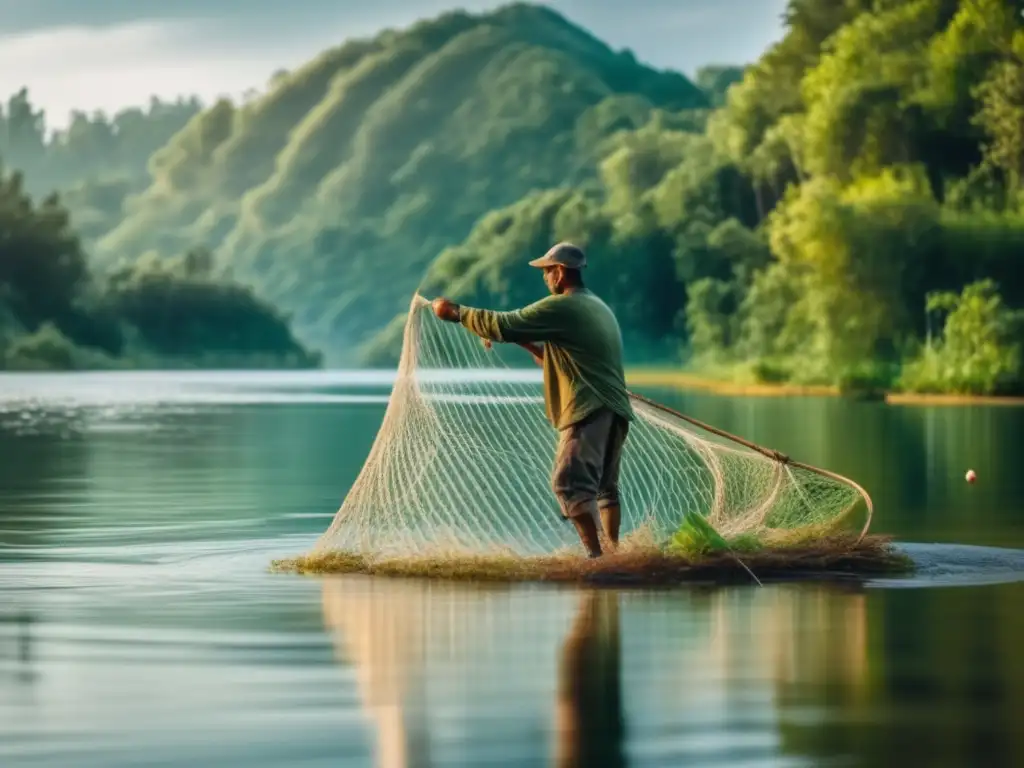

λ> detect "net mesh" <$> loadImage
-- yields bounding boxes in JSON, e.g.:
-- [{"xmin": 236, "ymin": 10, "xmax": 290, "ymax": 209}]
[{"xmin": 313, "ymin": 295, "xmax": 871, "ymax": 559}]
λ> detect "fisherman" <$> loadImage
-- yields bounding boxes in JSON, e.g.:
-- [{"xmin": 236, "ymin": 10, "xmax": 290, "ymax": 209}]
[{"xmin": 431, "ymin": 242, "xmax": 634, "ymax": 558}]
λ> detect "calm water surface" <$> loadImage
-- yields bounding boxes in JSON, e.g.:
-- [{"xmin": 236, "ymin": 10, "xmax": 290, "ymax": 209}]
[{"xmin": 1, "ymin": 371, "xmax": 1022, "ymax": 768}]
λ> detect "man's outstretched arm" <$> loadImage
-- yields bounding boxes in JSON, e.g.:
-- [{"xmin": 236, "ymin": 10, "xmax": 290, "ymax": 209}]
[{"xmin": 431, "ymin": 297, "xmax": 564, "ymax": 346}]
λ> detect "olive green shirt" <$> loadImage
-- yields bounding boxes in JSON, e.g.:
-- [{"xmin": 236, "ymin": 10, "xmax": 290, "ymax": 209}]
[{"xmin": 459, "ymin": 289, "xmax": 634, "ymax": 430}]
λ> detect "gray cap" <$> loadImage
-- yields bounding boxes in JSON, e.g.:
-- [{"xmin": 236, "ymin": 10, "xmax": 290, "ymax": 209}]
[{"xmin": 528, "ymin": 242, "xmax": 587, "ymax": 270}]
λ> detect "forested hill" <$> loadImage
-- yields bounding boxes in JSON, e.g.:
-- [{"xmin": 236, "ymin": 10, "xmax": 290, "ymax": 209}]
[
  {"xmin": 376, "ymin": 0, "xmax": 1024, "ymax": 397},
  {"xmin": 0, "ymin": 94, "xmax": 201, "ymax": 242},
  {"xmin": 2, "ymin": 0, "xmax": 1021, "ymax": 394},
  {"xmin": 64, "ymin": 3, "xmax": 707, "ymax": 360}
]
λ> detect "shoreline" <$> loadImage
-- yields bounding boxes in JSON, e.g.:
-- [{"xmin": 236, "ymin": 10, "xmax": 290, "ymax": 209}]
[
  {"xmin": 626, "ymin": 369, "xmax": 838, "ymax": 398},
  {"xmin": 4, "ymin": 365, "xmax": 1022, "ymax": 407},
  {"xmin": 625, "ymin": 368, "xmax": 1024, "ymax": 407}
]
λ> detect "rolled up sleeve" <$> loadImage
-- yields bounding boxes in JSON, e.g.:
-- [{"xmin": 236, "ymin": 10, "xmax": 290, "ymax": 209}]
[{"xmin": 459, "ymin": 297, "xmax": 566, "ymax": 344}]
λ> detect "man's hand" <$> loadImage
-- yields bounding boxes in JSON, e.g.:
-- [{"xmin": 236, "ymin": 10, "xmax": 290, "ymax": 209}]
[{"xmin": 431, "ymin": 297, "xmax": 460, "ymax": 323}]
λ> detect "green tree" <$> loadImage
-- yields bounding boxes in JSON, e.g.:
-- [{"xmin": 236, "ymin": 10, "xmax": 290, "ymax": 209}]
[
  {"xmin": 900, "ymin": 279, "xmax": 1023, "ymax": 394},
  {"xmin": 685, "ymin": 277, "xmax": 736, "ymax": 360},
  {"xmin": 973, "ymin": 34, "xmax": 1024, "ymax": 193},
  {"xmin": 0, "ymin": 161, "xmax": 318, "ymax": 371},
  {"xmin": 695, "ymin": 65, "xmax": 746, "ymax": 107},
  {"xmin": 0, "ymin": 165, "xmax": 89, "ymax": 331},
  {"xmin": 105, "ymin": 251, "xmax": 319, "ymax": 365}
]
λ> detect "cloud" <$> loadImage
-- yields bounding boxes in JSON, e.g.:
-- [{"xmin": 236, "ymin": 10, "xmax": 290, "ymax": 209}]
[
  {"xmin": 0, "ymin": 2, "xmax": 787, "ymax": 130},
  {"xmin": 0, "ymin": 7, "xmax": 486, "ymax": 129},
  {"xmin": 0, "ymin": 19, "xmax": 316, "ymax": 128}
]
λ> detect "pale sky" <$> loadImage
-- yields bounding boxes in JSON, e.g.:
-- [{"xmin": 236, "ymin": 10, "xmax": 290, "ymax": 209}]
[{"xmin": 0, "ymin": 0, "xmax": 788, "ymax": 129}]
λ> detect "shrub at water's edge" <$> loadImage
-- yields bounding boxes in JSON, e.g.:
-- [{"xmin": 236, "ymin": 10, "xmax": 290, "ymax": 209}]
[
  {"xmin": 897, "ymin": 280, "xmax": 1023, "ymax": 397},
  {"xmin": 0, "ymin": 164, "xmax": 319, "ymax": 371},
  {"xmin": 626, "ymin": 276, "xmax": 1024, "ymax": 402}
]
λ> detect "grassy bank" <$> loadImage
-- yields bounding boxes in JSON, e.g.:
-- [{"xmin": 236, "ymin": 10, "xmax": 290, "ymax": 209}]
[
  {"xmin": 627, "ymin": 368, "xmax": 839, "ymax": 398},
  {"xmin": 626, "ymin": 367, "xmax": 1024, "ymax": 408}
]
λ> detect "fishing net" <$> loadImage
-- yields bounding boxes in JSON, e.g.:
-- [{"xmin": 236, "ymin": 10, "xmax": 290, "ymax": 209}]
[{"xmin": 312, "ymin": 295, "xmax": 873, "ymax": 560}]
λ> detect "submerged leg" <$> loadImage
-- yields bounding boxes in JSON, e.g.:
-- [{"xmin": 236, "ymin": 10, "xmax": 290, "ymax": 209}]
[
  {"xmin": 596, "ymin": 415, "xmax": 629, "ymax": 552},
  {"xmin": 599, "ymin": 504, "xmax": 620, "ymax": 548},
  {"xmin": 571, "ymin": 512, "xmax": 603, "ymax": 558},
  {"xmin": 552, "ymin": 414, "xmax": 606, "ymax": 558}
]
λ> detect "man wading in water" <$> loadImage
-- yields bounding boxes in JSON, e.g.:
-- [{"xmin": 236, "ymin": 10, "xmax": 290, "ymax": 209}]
[{"xmin": 432, "ymin": 242, "xmax": 634, "ymax": 558}]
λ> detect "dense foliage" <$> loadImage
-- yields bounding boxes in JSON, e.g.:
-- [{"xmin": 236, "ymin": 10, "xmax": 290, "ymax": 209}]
[
  {"xmin": 0, "ymin": 93, "xmax": 201, "ymax": 241},
  {"xmin": 4, "ymin": 1, "xmax": 1021, "ymax": 393},
  {"xmin": 0, "ymin": 165, "xmax": 318, "ymax": 371},
  {"xmin": 697, "ymin": 0, "xmax": 1024, "ymax": 395},
  {"xmin": 372, "ymin": 0, "xmax": 1024, "ymax": 395},
  {"xmin": 21, "ymin": 4, "xmax": 708, "ymax": 360}
]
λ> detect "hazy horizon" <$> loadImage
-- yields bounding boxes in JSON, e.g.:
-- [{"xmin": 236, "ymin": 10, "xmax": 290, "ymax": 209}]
[{"xmin": 0, "ymin": 0, "xmax": 787, "ymax": 129}]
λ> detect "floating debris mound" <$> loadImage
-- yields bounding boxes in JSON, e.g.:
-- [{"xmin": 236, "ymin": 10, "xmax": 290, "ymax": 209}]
[{"xmin": 273, "ymin": 519, "xmax": 912, "ymax": 586}]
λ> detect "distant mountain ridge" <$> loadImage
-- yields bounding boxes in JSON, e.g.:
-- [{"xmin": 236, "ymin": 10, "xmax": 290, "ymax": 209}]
[{"xmin": 79, "ymin": 2, "xmax": 708, "ymax": 362}]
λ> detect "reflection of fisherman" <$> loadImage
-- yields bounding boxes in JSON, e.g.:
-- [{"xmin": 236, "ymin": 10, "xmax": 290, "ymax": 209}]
[
  {"xmin": 432, "ymin": 243, "xmax": 634, "ymax": 559},
  {"xmin": 554, "ymin": 590, "xmax": 626, "ymax": 768},
  {"xmin": 0, "ymin": 609, "xmax": 36, "ymax": 686},
  {"xmin": 321, "ymin": 578, "xmax": 628, "ymax": 768},
  {"xmin": 321, "ymin": 578, "xmax": 431, "ymax": 768}
]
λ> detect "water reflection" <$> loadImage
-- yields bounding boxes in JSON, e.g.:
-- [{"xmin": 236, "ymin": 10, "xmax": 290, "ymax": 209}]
[
  {"xmin": 2, "ymin": 373, "xmax": 1021, "ymax": 768},
  {"xmin": 553, "ymin": 590, "xmax": 625, "ymax": 768},
  {"xmin": 0, "ymin": 419, "xmax": 90, "ymax": 550},
  {"xmin": 0, "ymin": 404, "xmax": 382, "ymax": 552},
  {"xmin": 0, "ymin": 609, "xmax": 37, "ymax": 688},
  {"xmin": 321, "ymin": 576, "xmax": 433, "ymax": 767},
  {"xmin": 320, "ymin": 579, "xmax": 864, "ymax": 767},
  {"xmin": 321, "ymin": 579, "xmax": 627, "ymax": 767},
  {"xmin": 321, "ymin": 578, "xmax": 963, "ymax": 767},
  {"xmin": 649, "ymin": 387, "xmax": 1024, "ymax": 550}
]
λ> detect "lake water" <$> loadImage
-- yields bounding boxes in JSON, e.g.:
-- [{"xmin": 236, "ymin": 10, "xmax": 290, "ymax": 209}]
[{"xmin": 1, "ymin": 371, "xmax": 1022, "ymax": 768}]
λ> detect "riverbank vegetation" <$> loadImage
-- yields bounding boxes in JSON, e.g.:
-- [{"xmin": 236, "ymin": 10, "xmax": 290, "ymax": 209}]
[
  {"xmin": 0, "ymin": 164, "xmax": 319, "ymax": 371},
  {"xmin": 2, "ymin": 1, "xmax": 1021, "ymax": 391},
  {"xmin": 411, "ymin": 0, "xmax": 1024, "ymax": 397}
]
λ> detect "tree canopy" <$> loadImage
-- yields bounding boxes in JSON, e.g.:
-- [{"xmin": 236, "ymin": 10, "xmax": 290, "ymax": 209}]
[
  {"xmin": 3, "ymin": 0, "xmax": 1021, "ymax": 393},
  {"xmin": 0, "ymin": 164, "xmax": 319, "ymax": 371},
  {"xmin": 403, "ymin": 0, "xmax": 1024, "ymax": 395},
  {"xmin": 4, "ymin": 4, "xmax": 708, "ymax": 362}
]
